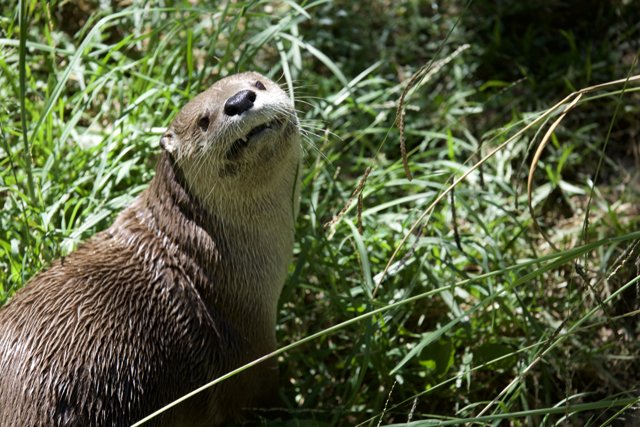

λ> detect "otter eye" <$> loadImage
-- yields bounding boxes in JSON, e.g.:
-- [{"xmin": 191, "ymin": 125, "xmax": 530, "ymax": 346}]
[
  {"xmin": 254, "ymin": 80, "xmax": 266, "ymax": 90},
  {"xmin": 197, "ymin": 115, "xmax": 210, "ymax": 131}
]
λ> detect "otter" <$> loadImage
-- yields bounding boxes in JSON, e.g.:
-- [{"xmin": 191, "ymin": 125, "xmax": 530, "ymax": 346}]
[{"xmin": 0, "ymin": 71, "xmax": 301, "ymax": 426}]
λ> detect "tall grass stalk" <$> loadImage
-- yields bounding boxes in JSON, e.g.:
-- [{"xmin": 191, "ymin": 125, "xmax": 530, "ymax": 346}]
[{"xmin": 18, "ymin": 0, "xmax": 36, "ymax": 203}]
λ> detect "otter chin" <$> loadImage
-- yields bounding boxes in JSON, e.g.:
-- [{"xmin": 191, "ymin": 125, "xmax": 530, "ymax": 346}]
[{"xmin": 0, "ymin": 71, "xmax": 301, "ymax": 426}]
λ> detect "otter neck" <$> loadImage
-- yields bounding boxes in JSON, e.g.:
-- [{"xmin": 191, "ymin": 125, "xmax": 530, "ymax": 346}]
[
  {"xmin": 177, "ymin": 150, "xmax": 301, "ymax": 225},
  {"xmin": 137, "ymin": 152, "xmax": 296, "ymax": 347}
]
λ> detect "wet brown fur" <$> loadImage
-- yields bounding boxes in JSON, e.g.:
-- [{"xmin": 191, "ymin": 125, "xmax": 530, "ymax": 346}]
[{"xmin": 0, "ymin": 72, "xmax": 300, "ymax": 426}]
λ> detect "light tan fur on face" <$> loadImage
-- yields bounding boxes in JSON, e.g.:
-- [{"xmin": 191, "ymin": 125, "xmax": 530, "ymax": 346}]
[{"xmin": 162, "ymin": 71, "xmax": 301, "ymax": 217}]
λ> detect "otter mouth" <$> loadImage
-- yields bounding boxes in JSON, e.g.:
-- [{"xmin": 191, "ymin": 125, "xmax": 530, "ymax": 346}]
[{"xmin": 226, "ymin": 118, "xmax": 283, "ymax": 160}]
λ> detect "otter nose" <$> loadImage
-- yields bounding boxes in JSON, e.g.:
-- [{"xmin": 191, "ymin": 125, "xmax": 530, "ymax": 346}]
[{"xmin": 224, "ymin": 89, "xmax": 257, "ymax": 116}]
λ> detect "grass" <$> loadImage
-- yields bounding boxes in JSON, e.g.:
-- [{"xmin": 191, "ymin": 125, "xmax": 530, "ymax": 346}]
[{"xmin": 1, "ymin": 0, "xmax": 640, "ymax": 425}]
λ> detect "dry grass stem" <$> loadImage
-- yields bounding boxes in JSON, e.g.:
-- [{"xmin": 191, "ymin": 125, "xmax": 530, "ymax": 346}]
[
  {"xmin": 526, "ymin": 93, "xmax": 583, "ymax": 251},
  {"xmin": 324, "ymin": 166, "xmax": 372, "ymax": 238},
  {"xmin": 396, "ymin": 44, "xmax": 471, "ymax": 181}
]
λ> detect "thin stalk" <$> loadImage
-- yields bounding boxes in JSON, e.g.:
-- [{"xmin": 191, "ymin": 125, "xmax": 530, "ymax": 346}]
[{"xmin": 19, "ymin": 0, "xmax": 37, "ymax": 204}]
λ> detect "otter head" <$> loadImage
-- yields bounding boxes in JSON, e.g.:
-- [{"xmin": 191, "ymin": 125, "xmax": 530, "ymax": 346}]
[{"xmin": 160, "ymin": 72, "xmax": 301, "ymax": 214}]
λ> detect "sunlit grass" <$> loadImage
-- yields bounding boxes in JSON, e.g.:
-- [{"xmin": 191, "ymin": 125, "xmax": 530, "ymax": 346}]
[{"xmin": 1, "ymin": 1, "xmax": 639, "ymax": 425}]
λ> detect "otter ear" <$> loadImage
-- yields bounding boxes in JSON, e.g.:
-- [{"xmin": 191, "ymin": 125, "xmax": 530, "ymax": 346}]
[{"xmin": 160, "ymin": 130, "xmax": 177, "ymax": 154}]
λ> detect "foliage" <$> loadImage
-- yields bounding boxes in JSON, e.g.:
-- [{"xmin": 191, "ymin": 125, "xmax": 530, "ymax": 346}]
[{"xmin": 1, "ymin": 0, "xmax": 639, "ymax": 425}]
